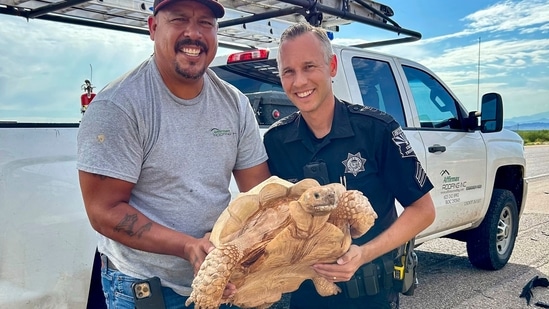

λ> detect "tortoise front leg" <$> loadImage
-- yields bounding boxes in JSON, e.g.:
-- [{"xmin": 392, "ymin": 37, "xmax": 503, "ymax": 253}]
[
  {"xmin": 185, "ymin": 244, "xmax": 241, "ymax": 309},
  {"xmin": 329, "ymin": 190, "xmax": 377, "ymax": 238}
]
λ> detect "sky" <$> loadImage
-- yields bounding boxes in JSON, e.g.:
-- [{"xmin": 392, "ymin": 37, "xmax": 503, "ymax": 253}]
[{"xmin": 0, "ymin": 0, "xmax": 548, "ymax": 123}]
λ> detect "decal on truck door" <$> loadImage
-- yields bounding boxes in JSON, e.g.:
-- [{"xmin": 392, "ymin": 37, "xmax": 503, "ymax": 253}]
[{"xmin": 440, "ymin": 170, "xmax": 466, "ymax": 205}]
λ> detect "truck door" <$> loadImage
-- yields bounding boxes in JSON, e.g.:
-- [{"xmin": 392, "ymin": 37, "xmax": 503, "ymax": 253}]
[
  {"xmin": 400, "ymin": 65, "xmax": 488, "ymax": 236},
  {"xmin": 339, "ymin": 50, "xmax": 427, "ymax": 212}
]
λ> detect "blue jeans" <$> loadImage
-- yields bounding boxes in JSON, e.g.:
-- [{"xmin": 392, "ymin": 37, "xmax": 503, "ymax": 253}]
[{"xmin": 101, "ymin": 262, "xmax": 237, "ymax": 309}]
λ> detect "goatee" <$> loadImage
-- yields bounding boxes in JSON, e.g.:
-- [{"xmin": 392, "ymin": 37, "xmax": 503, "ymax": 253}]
[{"xmin": 175, "ymin": 62, "xmax": 206, "ymax": 80}]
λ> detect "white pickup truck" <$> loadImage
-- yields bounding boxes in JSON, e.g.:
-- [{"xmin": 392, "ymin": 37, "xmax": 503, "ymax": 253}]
[
  {"xmin": 0, "ymin": 0, "xmax": 527, "ymax": 307},
  {"xmin": 212, "ymin": 45, "xmax": 527, "ymax": 268}
]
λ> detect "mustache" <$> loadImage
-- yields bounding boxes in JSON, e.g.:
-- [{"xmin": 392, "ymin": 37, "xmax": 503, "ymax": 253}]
[{"xmin": 175, "ymin": 39, "xmax": 208, "ymax": 53}]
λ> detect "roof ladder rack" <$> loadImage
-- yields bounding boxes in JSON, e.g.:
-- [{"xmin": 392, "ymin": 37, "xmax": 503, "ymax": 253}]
[{"xmin": 0, "ymin": 0, "xmax": 421, "ymax": 48}]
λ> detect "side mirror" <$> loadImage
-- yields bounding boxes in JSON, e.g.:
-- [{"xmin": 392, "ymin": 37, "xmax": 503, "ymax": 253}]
[{"xmin": 480, "ymin": 93, "xmax": 503, "ymax": 133}]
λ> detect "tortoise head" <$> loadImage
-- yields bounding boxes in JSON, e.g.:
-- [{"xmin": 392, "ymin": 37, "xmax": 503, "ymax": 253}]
[{"xmin": 297, "ymin": 183, "xmax": 346, "ymax": 215}]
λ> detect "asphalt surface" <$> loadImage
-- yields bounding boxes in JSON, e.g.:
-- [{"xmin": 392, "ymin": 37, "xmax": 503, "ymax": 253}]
[{"xmin": 401, "ymin": 145, "xmax": 549, "ymax": 309}]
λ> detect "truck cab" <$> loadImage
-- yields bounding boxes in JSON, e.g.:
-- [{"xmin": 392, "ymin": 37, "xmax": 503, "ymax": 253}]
[{"xmin": 211, "ymin": 45, "xmax": 526, "ymax": 271}]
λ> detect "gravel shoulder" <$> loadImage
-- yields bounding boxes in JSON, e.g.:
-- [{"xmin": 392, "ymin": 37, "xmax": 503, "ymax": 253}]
[{"xmin": 401, "ymin": 173, "xmax": 549, "ymax": 309}]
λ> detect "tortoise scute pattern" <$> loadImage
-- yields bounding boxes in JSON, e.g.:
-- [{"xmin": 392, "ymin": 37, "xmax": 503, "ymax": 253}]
[
  {"xmin": 330, "ymin": 190, "xmax": 377, "ymax": 238},
  {"xmin": 186, "ymin": 245, "xmax": 241, "ymax": 309},
  {"xmin": 185, "ymin": 176, "xmax": 377, "ymax": 309}
]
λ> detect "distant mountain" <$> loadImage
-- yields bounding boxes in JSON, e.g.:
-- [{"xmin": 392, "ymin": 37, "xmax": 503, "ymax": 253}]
[
  {"xmin": 504, "ymin": 111, "xmax": 549, "ymax": 130},
  {"xmin": 505, "ymin": 122, "xmax": 549, "ymax": 130}
]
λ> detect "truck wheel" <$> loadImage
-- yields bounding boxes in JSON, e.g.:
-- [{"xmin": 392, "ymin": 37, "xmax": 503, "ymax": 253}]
[{"xmin": 466, "ymin": 189, "xmax": 518, "ymax": 270}]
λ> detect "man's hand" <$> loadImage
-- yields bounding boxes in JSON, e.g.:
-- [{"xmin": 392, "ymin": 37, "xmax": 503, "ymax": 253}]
[
  {"xmin": 186, "ymin": 233, "xmax": 238, "ymax": 299},
  {"xmin": 183, "ymin": 233, "xmax": 215, "ymax": 276},
  {"xmin": 312, "ymin": 245, "xmax": 366, "ymax": 282}
]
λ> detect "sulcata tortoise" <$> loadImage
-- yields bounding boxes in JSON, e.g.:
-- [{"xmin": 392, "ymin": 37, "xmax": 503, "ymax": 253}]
[{"xmin": 185, "ymin": 176, "xmax": 377, "ymax": 309}]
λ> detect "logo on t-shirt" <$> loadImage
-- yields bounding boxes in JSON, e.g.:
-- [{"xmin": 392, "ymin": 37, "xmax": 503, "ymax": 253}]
[
  {"xmin": 210, "ymin": 128, "xmax": 236, "ymax": 137},
  {"xmin": 342, "ymin": 152, "xmax": 366, "ymax": 176}
]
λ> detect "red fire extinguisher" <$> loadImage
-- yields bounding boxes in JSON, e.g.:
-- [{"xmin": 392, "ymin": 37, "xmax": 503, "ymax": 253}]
[{"xmin": 81, "ymin": 79, "xmax": 96, "ymax": 114}]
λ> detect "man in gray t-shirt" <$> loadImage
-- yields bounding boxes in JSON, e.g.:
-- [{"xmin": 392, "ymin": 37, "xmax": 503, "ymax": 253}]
[{"xmin": 77, "ymin": 0, "xmax": 270, "ymax": 307}]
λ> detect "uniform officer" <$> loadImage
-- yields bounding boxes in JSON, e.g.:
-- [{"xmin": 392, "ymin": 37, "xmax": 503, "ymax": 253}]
[{"xmin": 263, "ymin": 22, "xmax": 436, "ymax": 309}]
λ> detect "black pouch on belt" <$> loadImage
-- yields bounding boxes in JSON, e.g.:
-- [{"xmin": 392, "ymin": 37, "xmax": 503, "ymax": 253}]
[
  {"xmin": 340, "ymin": 253, "xmax": 395, "ymax": 298},
  {"xmin": 341, "ymin": 262, "xmax": 378, "ymax": 298}
]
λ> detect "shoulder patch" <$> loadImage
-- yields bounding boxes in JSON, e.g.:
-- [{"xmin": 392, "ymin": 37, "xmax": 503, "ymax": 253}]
[
  {"xmin": 345, "ymin": 102, "xmax": 394, "ymax": 124},
  {"xmin": 391, "ymin": 126, "xmax": 417, "ymax": 158}
]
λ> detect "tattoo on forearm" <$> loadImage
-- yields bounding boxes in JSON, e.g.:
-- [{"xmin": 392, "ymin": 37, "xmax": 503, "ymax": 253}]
[
  {"xmin": 135, "ymin": 222, "xmax": 152, "ymax": 237},
  {"xmin": 114, "ymin": 214, "xmax": 152, "ymax": 238}
]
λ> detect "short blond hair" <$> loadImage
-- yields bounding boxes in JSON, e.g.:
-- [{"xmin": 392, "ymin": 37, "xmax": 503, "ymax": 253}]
[{"xmin": 278, "ymin": 22, "xmax": 334, "ymax": 65}]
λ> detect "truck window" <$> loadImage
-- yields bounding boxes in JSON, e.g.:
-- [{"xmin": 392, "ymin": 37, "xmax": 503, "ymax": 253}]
[
  {"xmin": 212, "ymin": 61, "xmax": 296, "ymax": 127},
  {"xmin": 351, "ymin": 57, "xmax": 406, "ymax": 126},
  {"xmin": 212, "ymin": 60, "xmax": 283, "ymax": 93},
  {"xmin": 402, "ymin": 66, "xmax": 463, "ymax": 130}
]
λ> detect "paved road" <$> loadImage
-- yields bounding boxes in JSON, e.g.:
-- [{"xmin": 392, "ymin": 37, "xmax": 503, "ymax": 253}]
[
  {"xmin": 401, "ymin": 145, "xmax": 549, "ymax": 309},
  {"xmin": 525, "ymin": 145, "xmax": 549, "ymax": 179}
]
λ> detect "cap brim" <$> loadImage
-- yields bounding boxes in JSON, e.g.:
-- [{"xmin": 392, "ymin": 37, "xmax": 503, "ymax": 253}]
[{"xmin": 154, "ymin": 0, "xmax": 225, "ymax": 18}]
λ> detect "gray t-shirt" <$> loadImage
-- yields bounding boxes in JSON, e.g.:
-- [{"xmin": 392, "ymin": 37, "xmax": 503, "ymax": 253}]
[{"xmin": 77, "ymin": 56, "xmax": 267, "ymax": 296}]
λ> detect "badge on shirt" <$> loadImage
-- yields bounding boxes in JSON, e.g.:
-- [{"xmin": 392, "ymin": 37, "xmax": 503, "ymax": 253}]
[{"xmin": 342, "ymin": 152, "xmax": 366, "ymax": 176}]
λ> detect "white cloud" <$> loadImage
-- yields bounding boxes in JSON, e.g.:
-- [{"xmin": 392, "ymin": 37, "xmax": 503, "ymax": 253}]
[
  {"xmin": 319, "ymin": 0, "xmax": 549, "ymax": 120},
  {"xmin": 0, "ymin": 15, "xmax": 153, "ymax": 122},
  {"xmin": 365, "ymin": 0, "xmax": 549, "ymax": 119},
  {"xmin": 464, "ymin": 0, "xmax": 549, "ymax": 33},
  {"xmin": 1, "ymin": 0, "xmax": 548, "ymax": 121}
]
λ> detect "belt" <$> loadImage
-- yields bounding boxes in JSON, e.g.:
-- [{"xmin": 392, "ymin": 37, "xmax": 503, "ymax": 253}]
[
  {"xmin": 339, "ymin": 249, "xmax": 399, "ymax": 298},
  {"xmin": 100, "ymin": 254, "xmax": 119, "ymax": 271}
]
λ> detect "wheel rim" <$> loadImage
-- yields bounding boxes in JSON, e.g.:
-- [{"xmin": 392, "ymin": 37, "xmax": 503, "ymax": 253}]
[{"xmin": 496, "ymin": 205, "xmax": 513, "ymax": 255}]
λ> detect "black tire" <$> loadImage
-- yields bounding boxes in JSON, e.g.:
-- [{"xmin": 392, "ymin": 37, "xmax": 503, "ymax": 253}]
[{"xmin": 466, "ymin": 189, "xmax": 519, "ymax": 270}]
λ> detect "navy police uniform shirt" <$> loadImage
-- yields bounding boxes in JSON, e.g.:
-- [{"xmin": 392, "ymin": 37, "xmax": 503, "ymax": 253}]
[{"xmin": 263, "ymin": 98, "xmax": 434, "ymax": 245}]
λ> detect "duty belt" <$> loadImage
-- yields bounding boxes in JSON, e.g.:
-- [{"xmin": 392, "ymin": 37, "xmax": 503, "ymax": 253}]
[{"xmin": 339, "ymin": 250, "xmax": 397, "ymax": 299}]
